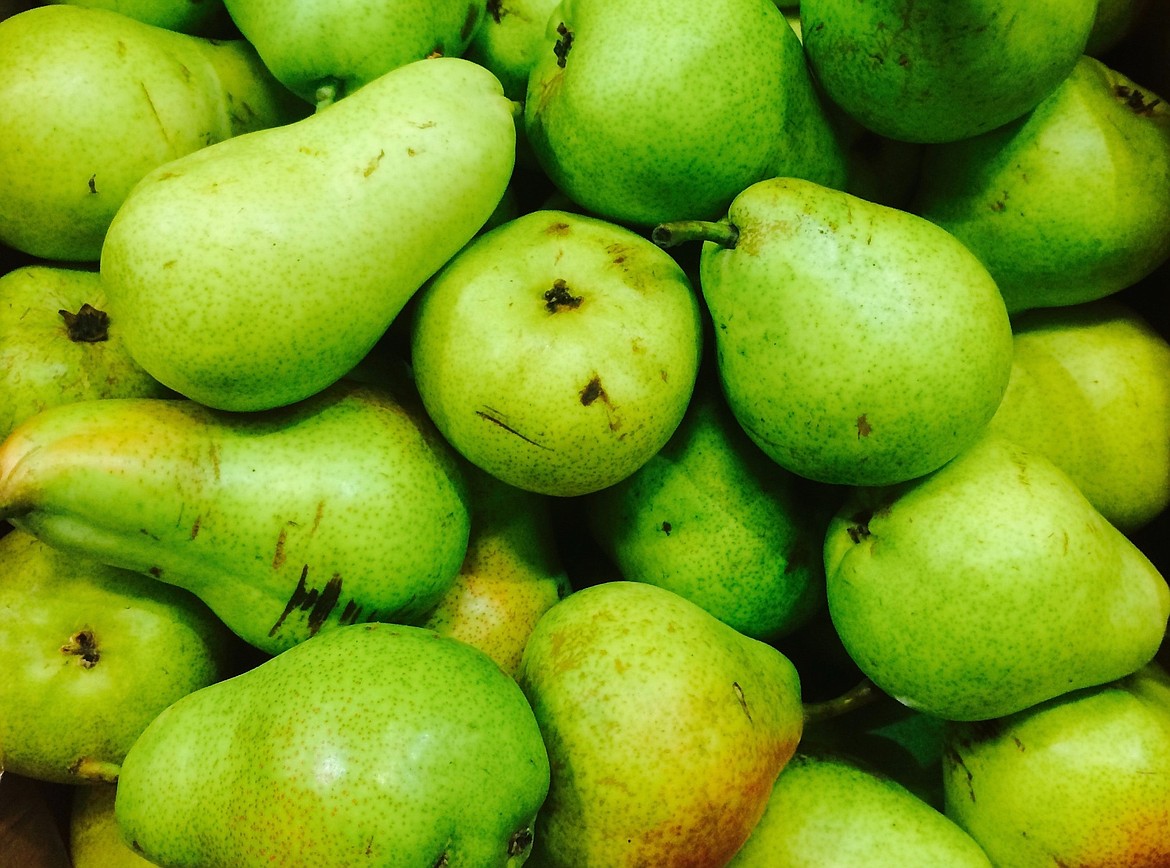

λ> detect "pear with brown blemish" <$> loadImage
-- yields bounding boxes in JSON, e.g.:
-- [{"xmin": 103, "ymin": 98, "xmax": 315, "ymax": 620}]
[{"xmin": 0, "ymin": 380, "xmax": 471, "ymax": 655}]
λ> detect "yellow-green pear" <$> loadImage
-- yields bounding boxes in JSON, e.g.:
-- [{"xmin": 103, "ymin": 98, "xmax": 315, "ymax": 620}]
[
  {"xmin": 517, "ymin": 580, "xmax": 804, "ymax": 867},
  {"xmin": 466, "ymin": 0, "xmax": 560, "ymax": 100},
  {"xmin": 115, "ymin": 623, "xmax": 551, "ymax": 867},
  {"xmin": 943, "ymin": 663, "xmax": 1170, "ymax": 866},
  {"xmin": 825, "ymin": 432, "xmax": 1170, "ymax": 721},
  {"xmin": 0, "ymin": 4, "xmax": 303, "ymax": 262},
  {"xmin": 0, "ymin": 529, "xmax": 239, "ymax": 785},
  {"xmin": 987, "ymin": 299, "xmax": 1170, "ymax": 531},
  {"xmin": 728, "ymin": 753, "xmax": 992, "ymax": 866},
  {"xmin": 422, "ymin": 463, "xmax": 570, "ymax": 678},
  {"xmin": 0, "ymin": 265, "xmax": 174, "ymax": 443},
  {"xmin": 0, "ymin": 381, "xmax": 471, "ymax": 655},
  {"xmin": 101, "ymin": 56, "xmax": 516, "ymax": 412},
  {"xmin": 70, "ymin": 785, "xmax": 155, "ymax": 868}
]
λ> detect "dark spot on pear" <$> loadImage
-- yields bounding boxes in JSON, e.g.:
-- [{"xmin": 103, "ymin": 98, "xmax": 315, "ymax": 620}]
[
  {"xmin": 545, "ymin": 221, "xmax": 571, "ymax": 235},
  {"xmin": 1012, "ymin": 736, "xmax": 1026, "ymax": 751},
  {"xmin": 945, "ymin": 745, "xmax": 976, "ymax": 803},
  {"xmin": 544, "ymin": 278, "xmax": 582, "ymax": 312},
  {"xmin": 475, "ymin": 408, "xmax": 553, "ymax": 449},
  {"xmin": 856, "ymin": 414, "xmax": 872, "ymax": 438},
  {"xmin": 307, "ymin": 574, "xmax": 343, "ymax": 635},
  {"xmin": 272, "ymin": 527, "xmax": 288, "ymax": 569},
  {"xmin": 508, "ymin": 827, "xmax": 534, "ymax": 857},
  {"xmin": 148, "ymin": 566, "xmax": 163, "ymax": 578},
  {"xmin": 580, "ymin": 376, "xmax": 604, "ymax": 406},
  {"xmin": 61, "ymin": 629, "xmax": 100, "ymax": 668},
  {"xmin": 733, "ymin": 682, "xmax": 752, "ymax": 722},
  {"xmin": 189, "ymin": 515, "xmax": 201, "ymax": 539},
  {"xmin": 1115, "ymin": 84, "xmax": 1162, "ymax": 115},
  {"xmin": 846, "ymin": 511, "xmax": 872, "ymax": 544},
  {"xmin": 554, "ymin": 22, "xmax": 573, "ymax": 67},
  {"xmin": 59, "ymin": 304, "xmax": 109, "ymax": 343},
  {"xmin": 87, "ymin": 174, "xmax": 98, "ymax": 194},
  {"xmin": 661, "ymin": 521, "xmax": 672, "ymax": 535}
]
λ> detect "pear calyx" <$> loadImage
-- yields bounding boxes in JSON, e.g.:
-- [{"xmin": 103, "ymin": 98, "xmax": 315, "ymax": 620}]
[
  {"xmin": 543, "ymin": 278, "xmax": 582, "ymax": 312},
  {"xmin": 507, "ymin": 826, "xmax": 535, "ymax": 857},
  {"xmin": 651, "ymin": 219, "xmax": 739, "ymax": 250},
  {"xmin": 58, "ymin": 303, "xmax": 110, "ymax": 343},
  {"xmin": 554, "ymin": 22, "xmax": 573, "ymax": 68},
  {"xmin": 60, "ymin": 628, "xmax": 101, "ymax": 668}
]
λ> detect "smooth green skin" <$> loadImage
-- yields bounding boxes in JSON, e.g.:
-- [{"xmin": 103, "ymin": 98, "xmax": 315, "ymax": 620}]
[
  {"xmin": 700, "ymin": 177, "xmax": 1014, "ymax": 487},
  {"xmin": 824, "ymin": 432, "xmax": 1170, "ymax": 721},
  {"xmin": 466, "ymin": 0, "xmax": 560, "ymax": 100},
  {"xmin": 517, "ymin": 581, "xmax": 804, "ymax": 868},
  {"xmin": 70, "ymin": 785, "xmax": 155, "ymax": 868},
  {"xmin": 422, "ymin": 463, "xmax": 570, "ymax": 678},
  {"xmin": 582, "ymin": 370, "xmax": 825, "ymax": 642},
  {"xmin": 524, "ymin": 0, "xmax": 847, "ymax": 227},
  {"xmin": 912, "ymin": 56, "xmax": 1170, "ymax": 314},
  {"xmin": 987, "ymin": 300, "xmax": 1170, "ymax": 532},
  {"xmin": 0, "ymin": 5, "xmax": 302, "ymax": 262},
  {"xmin": 116, "ymin": 623, "xmax": 551, "ymax": 868},
  {"xmin": 801, "ymin": 0, "xmax": 1096, "ymax": 143},
  {"xmin": 223, "ymin": 0, "xmax": 486, "ymax": 103},
  {"xmin": 728, "ymin": 753, "xmax": 991, "ymax": 866},
  {"xmin": 411, "ymin": 209, "xmax": 703, "ymax": 497},
  {"xmin": 100, "ymin": 56, "xmax": 515, "ymax": 413},
  {"xmin": 48, "ymin": 0, "xmax": 230, "ymax": 35},
  {"xmin": 0, "ymin": 381, "xmax": 471, "ymax": 655},
  {"xmin": 0, "ymin": 266, "xmax": 173, "ymax": 443},
  {"xmin": 0, "ymin": 529, "xmax": 237, "ymax": 785},
  {"xmin": 943, "ymin": 663, "xmax": 1170, "ymax": 866}
]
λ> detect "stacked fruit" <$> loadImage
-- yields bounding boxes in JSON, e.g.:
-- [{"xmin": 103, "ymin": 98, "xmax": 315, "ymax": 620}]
[{"xmin": 1, "ymin": 0, "xmax": 1168, "ymax": 866}]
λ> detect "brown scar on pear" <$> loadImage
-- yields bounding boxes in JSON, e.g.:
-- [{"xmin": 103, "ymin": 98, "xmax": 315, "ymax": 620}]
[
  {"xmin": 579, "ymin": 375, "xmax": 621, "ymax": 431},
  {"xmin": 268, "ymin": 566, "xmax": 348, "ymax": 638},
  {"xmin": 1115, "ymin": 84, "xmax": 1163, "ymax": 116},
  {"xmin": 475, "ymin": 408, "xmax": 553, "ymax": 450},
  {"xmin": 856, "ymin": 414, "xmax": 872, "ymax": 438}
]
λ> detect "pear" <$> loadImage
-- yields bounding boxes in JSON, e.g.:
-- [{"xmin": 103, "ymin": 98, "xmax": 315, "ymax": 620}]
[
  {"xmin": 422, "ymin": 463, "xmax": 571, "ymax": 677},
  {"xmin": 115, "ymin": 622, "xmax": 550, "ymax": 868},
  {"xmin": 524, "ymin": 0, "xmax": 846, "ymax": 227},
  {"xmin": 0, "ymin": 381, "xmax": 471, "ymax": 655},
  {"xmin": 728, "ymin": 753, "xmax": 992, "ymax": 866},
  {"xmin": 658, "ymin": 176, "xmax": 1013, "ymax": 487},
  {"xmin": 987, "ymin": 299, "xmax": 1170, "ymax": 531},
  {"xmin": 101, "ymin": 55, "xmax": 516, "ymax": 412},
  {"xmin": 410, "ymin": 209, "xmax": 702, "ymax": 497},
  {"xmin": 583, "ymin": 367, "xmax": 826, "ymax": 642},
  {"xmin": 0, "ymin": 265, "xmax": 173, "ymax": 443},
  {"xmin": 222, "ymin": 0, "xmax": 487, "ymax": 105},
  {"xmin": 0, "ymin": 529, "xmax": 238, "ymax": 785},
  {"xmin": 47, "ymin": 0, "xmax": 232, "ymax": 35},
  {"xmin": 801, "ymin": 0, "xmax": 1096, "ymax": 143},
  {"xmin": 943, "ymin": 662, "xmax": 1170, "ymax": 866},
  {"xmin": 70, "ymin": 785, "xmax": 155, "ymax": 868},
  {"xmin": 517, "ymin": 580, "xmax": 804, "ymax": 867},
  {"xmin": 824, "ymin": 432, "xmax": 1170, "ymax": 721},
  {"xmin": 466, "ymin": 0, "xmax": 560, "ymax": 100},
  {"xmin": 0, "ymin": 4, "xmax": 303, "ymax": 262},
  {"xmin": 912, "ymin": 56, "xmax": 1170, "ymax": 314}
]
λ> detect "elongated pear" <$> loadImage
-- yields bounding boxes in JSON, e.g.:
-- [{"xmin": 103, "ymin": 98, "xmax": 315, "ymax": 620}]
[
  {"xmin": 0, "ymin": 381, "xmax": 471, "ymax": 654},
  {"xmin": 101, "ymin": 56, "xmax": 516, "ymax": 411}
]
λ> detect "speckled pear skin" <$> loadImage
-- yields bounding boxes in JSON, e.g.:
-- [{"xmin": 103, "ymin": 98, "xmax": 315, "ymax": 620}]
[
  {"xmin": 700, "ymin": 176, "xmax": 1014, "ymax": 487},
  {"xmin": 801, "ymin": 0, "xmax": 1096, "ymax": 143},
  {"xmin": 0, "ymin": 381, "xmax": 471, "ymax": 655},
  {"xmin": 943, "ymin": 663, "xmax": 1170, "ymax": 867},
  {"xmin": 524, "ymin": 0, "xmax": 847, "ymax": 227},
  {"xmin": 824, "ymin": 432, "xmax": 1170, "ymax": 721},
  {"xmin": 115, "ymin": 622, "xmax": 551, "ymax": 868},
  {"xmin": 0, "ymin": 4, "xmax": 302, "ymax": 262},
  {"xmin": 582, "ymin": 369, "xmax": 826, "ymax": 642},
  {"xmin": 986, "ymin": 300, "xmax": 1170, "ymax": 532},
  {"xmin": 728, "ymin": 753, "xmax": 992, "ymax": 867},
  {"xmin": 517, "ymin": 581, "xmax": 804, "ymax": 868},
  {"xmin": 100, "ymin": 56, "xmax": 516, "ymax": 412},
  {"xmin": 223, "ymin": 0, "xmax": 486, "ymax": 103},
  {"xmin": 912, "ymin": 57, "xmax": 1170, "ymax": 314},
  {"xmin": 410, "ymin": 209, "xmax": 703, "ymax": 497},
  {"xmin": 0, "ymin": 529, "xmax": 238, "ymax": 785}
]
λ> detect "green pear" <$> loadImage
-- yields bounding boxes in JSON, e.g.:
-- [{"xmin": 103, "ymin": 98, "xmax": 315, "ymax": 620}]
[
  {"xmin": 0, "ymin": 265, "xmax": 174, "ymax": 443},
  {"xmin": 422, "ymin": 463, "xmax": 571, "ymax": 678},
  {"xmin": 411, "ymin": 209, "xmax": 703, "ymax": 497},
  {"xmin": 70, "ymin": 785, "xmax": 155, "ymax": 868},
  {"xmin": 524, "ymin": 0, "xmax": 847, "ymax": 227},
  {"xmin": 0, "ymin": 529, "xmax": 238, "ymax": 785},
  {"xmin": 116, "ymin": 622, "xmax": 550, "ymax": 868},
  {"xmin": 987, "ymin": 299, "xmax": 1170, "ymax": 531},
  {"xmin": 582, "ymin": 367, "xmax": 826, "ymax": 642},
  {"xmin": 100, "ymin": 56, "xmax": 515, "ymax": 412},
  {"xmin": 0, "ymin": 381, "xmax": 471, "ymax": 655},
  {"xmin": 222, "ymin": 0, "xmax": 486, "ymax": 105},
  {"xmin": 943, "ymin": 663, "xmax": 1170, "ymax": 866},
  {"xmin": 466, "ymin": 0, "xmax": 560, "ymax": 100},
  {"xmin": 824, "ymin": 432, "xmax": 1170, "ymax": 721},
  {"xmin": 47, "ymin": 0, "xmax": 232, "ymax": 35},
  {"xmin": 0, "ymin": 4, "xmax": 303, "ymax": 262},
  {"xmin": 517, "ymin": 580, "xmax": 804, "ymax": 867},
  {"xmin": 728, "ymin": 753, "xmax": 991, "ymax": 866},
  {"xmin": 912, "ymin": 57, "xmax": 1170, "ymax": 314},
  {"xmin": 801, "ymin": 0, "xmax": 1096, "ymax": 143},
  {"xmin": 658, "ymin": 176, "xmax": 1013, "ymax": 486}
]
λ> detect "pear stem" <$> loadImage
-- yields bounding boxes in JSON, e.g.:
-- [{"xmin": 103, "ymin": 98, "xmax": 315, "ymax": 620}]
[
  {"xmin": 802, "ymin": 677, "xmax": 883, "ymax": 725},
  {"xmin": 314, "ymin": 80, "xmax": 340, "ymax": 112},
  {"xmin": 651, "ymin": 220, "xmax": 738, "ymax": 250}
]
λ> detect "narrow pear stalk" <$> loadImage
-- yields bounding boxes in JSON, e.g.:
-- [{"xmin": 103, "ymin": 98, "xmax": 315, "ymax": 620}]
[
  {"xmin": 802, "ymin": 677, "xmax": 883, "ymax": 725},
  {"xmin": 651, "ymin": 220, "xmax": 739, "ymax": 250}
]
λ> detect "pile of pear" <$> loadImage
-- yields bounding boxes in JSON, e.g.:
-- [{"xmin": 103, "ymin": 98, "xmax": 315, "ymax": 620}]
[{"xmin": 1, "ymin": 0, "xmax": 1170, "ymax": 866}]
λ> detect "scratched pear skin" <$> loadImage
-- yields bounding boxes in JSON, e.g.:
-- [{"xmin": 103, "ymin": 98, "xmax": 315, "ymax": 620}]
[{"xmin": 0, "ymin": 381, "xmax": 470, "ymax": 654}]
